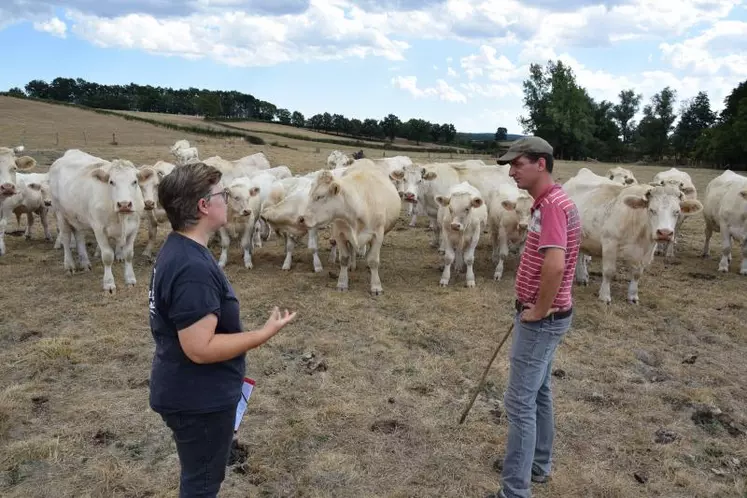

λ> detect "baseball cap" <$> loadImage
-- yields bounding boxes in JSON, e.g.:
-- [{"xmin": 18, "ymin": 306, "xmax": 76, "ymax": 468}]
[{"xmin": 496, "ymin": 136, "xmax": 554, "ymax": 165}]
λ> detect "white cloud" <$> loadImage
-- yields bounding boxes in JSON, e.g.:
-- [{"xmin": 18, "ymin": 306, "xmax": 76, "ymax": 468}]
[
  {"xmin": 391, "ymin": 75, "xmax": 467, "ymax": 103},
  {"xmin": 659, "ymin": 20, "xmax": 747, "ymax": 78},
  {"xmin": 447, "ymin": 66, "xmax": 458, "ymax": 78},
  {"xmin": 33, "ymin": 17, "xmax": 67, "ymax": 38}
]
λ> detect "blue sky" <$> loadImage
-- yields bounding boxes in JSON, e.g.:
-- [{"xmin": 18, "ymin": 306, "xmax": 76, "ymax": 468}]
[{"xmin": 1, "ymin": 1, "xmax": 746, "ymax": 133}]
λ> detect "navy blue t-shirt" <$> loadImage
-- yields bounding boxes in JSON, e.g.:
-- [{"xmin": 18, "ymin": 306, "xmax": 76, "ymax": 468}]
[{"xmin": 148, "ymin": 232, "xmax": 245, "ymax": 415}]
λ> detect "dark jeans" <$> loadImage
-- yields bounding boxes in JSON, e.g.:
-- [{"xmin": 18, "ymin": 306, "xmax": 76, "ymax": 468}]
[{"xmin": 161, "ymin": 406, "xmax": 236, "ymax": 498}]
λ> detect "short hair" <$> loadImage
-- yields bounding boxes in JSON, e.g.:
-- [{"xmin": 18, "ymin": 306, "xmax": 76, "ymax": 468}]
[
  {"xmin": 158, "ymin": 162, "xmax": 222, "ymax": 232},
  {"xmin": 525, "ymin": 152, "xmax": 554, "ymax": 174}
]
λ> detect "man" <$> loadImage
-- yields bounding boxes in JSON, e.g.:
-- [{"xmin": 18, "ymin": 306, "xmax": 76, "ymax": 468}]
[{"xmin": 490, "ymin": 136, "xmax": 581, "ymax": 498}]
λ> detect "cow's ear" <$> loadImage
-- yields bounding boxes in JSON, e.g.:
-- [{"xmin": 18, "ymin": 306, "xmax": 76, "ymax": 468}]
[
  {"xmin": 422, "ymin": 171, "xmax": 437, "ymax": 181},
  {"xmin": 389, "ymin": 170, "xmax": 404, "ymax": 181},
  {"xmin": 472, "ymin": 197, "xmax": 483, "ymax": 209},
  {"xmin": 249, "ymin": 186, "xmax": 260, "ymax": 197},
  {"xmin": 92, "ymin": 168, "xmax": 110, "ymax": 183},
  {"xmin": 27, "ymin": 183, "xmax": 42, "ymax": 191},
  {"xmin": 622, "ymin": 194, "xmax": 648, "ymax": 210},
  {"xmin": 680, "ymin": 199, "xmax": 703, "ymax": 215},
  {"xmin": 15, "ymin": 156, "xmax": 36, "ymax": 171},
  {"xmin": 137, "ymin": 167, "xmax": 155, "ymax": 183},
  {"xmin": 740, "ymin": 189, "xmax": 747, "ymax": 200},
  {"xmin": 435, "ymin": 195, "xmax": 449, "ymax": 207},
  {"xmin": 329, "ymin": 182, "xmax": 340, "ymax": 196}
]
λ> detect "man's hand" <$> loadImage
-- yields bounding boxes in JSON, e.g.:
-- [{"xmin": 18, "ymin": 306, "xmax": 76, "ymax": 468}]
[{"xmin": 520, "ymin": 302, "xmax": 559, "ymax": 323}]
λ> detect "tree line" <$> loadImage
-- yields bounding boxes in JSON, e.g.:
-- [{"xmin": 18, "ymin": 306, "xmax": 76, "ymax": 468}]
[
  {"xmin": 5, "ymin": 78, "xmax": 459, "ymax": 147},
  {"xmin": 515, "ymin": 60, "xmax": 747, "ymax": 170}
]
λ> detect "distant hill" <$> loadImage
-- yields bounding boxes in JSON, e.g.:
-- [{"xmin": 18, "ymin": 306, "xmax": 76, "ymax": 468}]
[{"xmin": 457, "ymin": 132, "xmax": 524, "ymax": 142}]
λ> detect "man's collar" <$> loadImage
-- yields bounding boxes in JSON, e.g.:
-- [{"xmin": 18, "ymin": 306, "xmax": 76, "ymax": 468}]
[{"xmin": 531, "ymin": 183, "xmax": 560, "ymax": 211}]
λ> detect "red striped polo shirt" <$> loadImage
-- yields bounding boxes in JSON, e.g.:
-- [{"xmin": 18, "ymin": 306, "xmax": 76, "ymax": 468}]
[{"xmin": 515, "ymin": 183, "xmax": 581, "ymax": 311}]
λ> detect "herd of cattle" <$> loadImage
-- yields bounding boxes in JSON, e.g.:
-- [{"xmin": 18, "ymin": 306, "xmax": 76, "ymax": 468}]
[{"xmin": 0, "ymin": 140, "xmax": 745, "ymax": 300}]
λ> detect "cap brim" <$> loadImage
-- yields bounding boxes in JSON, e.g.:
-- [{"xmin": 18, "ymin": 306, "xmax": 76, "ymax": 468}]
[{"xmin": 496, "ymin": 151, "xmax": 520, "ymax": 165}]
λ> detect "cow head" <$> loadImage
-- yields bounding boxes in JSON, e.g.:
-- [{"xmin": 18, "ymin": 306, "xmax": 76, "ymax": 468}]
[
  {"xmin": 623, "ymin": 186, "xmax": 703, "ymax": 242},
  {"xmin": 607, "ymin": 167, "xmax": 637, "ymax": 185},
  {"xmin": 435, "ymin": 190, "xmax": 484, "ymax": 232},
  {"xmin": 0, "ymin": 147, "xmax": 37, "ymax": 197},
  {"xmin": 299, "ymin": 170, "xmax": 343, "ymax": 229},
  {"xmin": 136, "ymin": 166, "xmax": 158, "ymax": 210},
  {"xmin": 501, "ymin": 192, "xmax": 534, "ymax": 237},
  {"xmin": 390, "ymin": 164, "xmax": 425, "ymax": 204},
  {"xmin": 650, "ymin": 178, "xmax": 697, "ymax": 198},
  {"xmin": 91, "ymin": 159, "xmax": 145, "ymax": 214},
  {"xmin": 227, "ymin": 179, "xmax": 261, "ymax": 219}
]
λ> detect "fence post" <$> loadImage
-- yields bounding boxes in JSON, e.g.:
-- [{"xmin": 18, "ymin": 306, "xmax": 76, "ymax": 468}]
[
  {"xmin": 55, "ymin": 132, "xmax": 59, "ymax": 146},
  {"xmin": 83, "ymin": 130, "xmax": 87, "ymax": 145}
]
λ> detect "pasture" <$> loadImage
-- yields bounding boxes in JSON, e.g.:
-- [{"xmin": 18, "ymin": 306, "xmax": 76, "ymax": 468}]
[{"xmin": 1, "ymin": 97, "xmax": 746, "ymax": 498}]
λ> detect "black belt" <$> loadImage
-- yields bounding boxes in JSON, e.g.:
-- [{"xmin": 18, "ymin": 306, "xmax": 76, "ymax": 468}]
[{"xmin": 515, "ymin": 300, "xmax": 572, "ymax": 321}]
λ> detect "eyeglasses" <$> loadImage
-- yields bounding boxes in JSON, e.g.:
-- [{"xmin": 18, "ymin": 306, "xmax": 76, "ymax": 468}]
[{"xmin": 204, "ymin": 189, "xmax": 229, "ymax": 203}]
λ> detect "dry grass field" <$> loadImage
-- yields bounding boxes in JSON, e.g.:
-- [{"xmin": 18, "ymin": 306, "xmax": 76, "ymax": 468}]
[
  {"xmin": 111, "ymin": 109, "xmax": 466, "ymax": 151},
  {"xmin": 1, "ymin": 97, "xmax": 746, "ymax": 498}
]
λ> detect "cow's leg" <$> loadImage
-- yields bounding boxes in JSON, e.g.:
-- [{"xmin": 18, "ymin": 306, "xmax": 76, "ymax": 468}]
[
  {"xmin": 122, "ymin": 228, "xmax": 137, "ymax": 288},
  {"xmin": 308, "ymin": 228, "xmax": 323, "ymax": 273},
  {"xmin": 0, "ymin": 205, "xmax": 8, "ymax": 255},
  {"xmin": 464, "ymin": 232, "xmax": 480, "ymax": 288},
  {"xmin": 627, "ymin": 262, "xmax": 644, "ymax": 304},
  {"xmin": 408, "ymin": 203, "xmax": 417, "ymax": 227},
  {"xmin": 702, "ymin": 219, "xmax": 714, "ymax": 258},
  {"xmin": 142, "ymin": 215, "xmax": 158, "ymax": 260},
  {"xmin": 241, "ymin": 219, "xmax": 255, "ymax": 269},
  {"xmin": 654, "ymin": 241, "xmax": 665, "ymax": 257},
  {"xmin": 718, "ymin": 222, "xmax": 732, "ymax": 273},
  {"xmin": 575, "ymin": 254, "xmax": 590, "ymax": 286},
  {"xmin": 58, "ymin": 216, "xmax": 76, "ymax": 273},
  {"xmin": 430, "ymin": 218, "xmax": 440, "ymax": 248},
  {"xmin": 24, "ymin": 212, "xmax": 34, "ymax": 239},
  {"xmin": 218, "ymin": 227, "xmax": 230, "ymax": 268},
  {"xmin": 366, "ymin": 230, "xmax": 385, "ymax": 295},
  {"xmin": 14, "ymin": 211, "xmax": 22, "ymax": 229},
  {"xmin": 599, "ymin": 241, "xmax": 617, "ymax": 304},
  {"xmin": 252, "ymin": 220, "xmax": 262, "ymax": 249},
  {"xmin": 494, "ymin": 227, "xmax": 509, "ymax": 281},
  {"xmin": 439, "ymin": 237, "xmax": 455, "ymax": 287},
  {"xmin": 328, "ymin": 239, "xmax": 337, "ymax": 264},
  {"xmin": 40, "ymin": 208, "xmax": 51, "ymax": 241},
  {"xmin": 349, "ymin": 241, "xmax": 358, "ymax": 271},
  {"xmin": 740, "ymin": 238, "xmax": 747, "ymax": 275},
  {"xmin": 336, "ymin": 236, "xmax": 351, "ymax": 291},
  {"xmin": 91, "ymin": 227, "xmax": 116, "ymax": 292},
  {"xmin": 281, "ymin": 235, "xmax": 295, "ymax": 270}
]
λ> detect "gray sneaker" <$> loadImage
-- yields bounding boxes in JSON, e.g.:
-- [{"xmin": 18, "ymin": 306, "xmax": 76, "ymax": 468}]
[
  {"xmin": 531, "ymin": 472, "xmax": 549, "ymax": 484},
  {"xmin": 485, "ymin": 491, "xmax": 507, "ymax": 498}
]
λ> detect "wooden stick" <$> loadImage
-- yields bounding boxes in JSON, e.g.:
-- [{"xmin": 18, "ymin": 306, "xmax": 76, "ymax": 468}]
[{"xmin": 459, "ymin": 321, "xmax": 514, "ymax": 425}]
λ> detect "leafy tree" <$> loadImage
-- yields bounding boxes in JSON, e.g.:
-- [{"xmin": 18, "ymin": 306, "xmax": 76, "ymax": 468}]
[
  {"xmin": 635, "ymin": 87, "xmax": 677, "ymax": 161},
  {"xmin": 672, "ymin": 91, "xmax": 716, "ymax": 163},
  {"xmin": 276, "ymin": 108, "xmax": 292, "ymax": 125},
  {"xmin": 291, "ymin": 111, "xmax": 305, "ymax": 127},
  {"xmin": 612, "ymin": 89, "xmax": 642, "ymax": 145},
  {"xmin": 381, "ymin": 114, "xmax": 401, "ymax": 141},
  {"xmin": 495, "ymin": 127, "xmax": 508, "ymax": 141}
]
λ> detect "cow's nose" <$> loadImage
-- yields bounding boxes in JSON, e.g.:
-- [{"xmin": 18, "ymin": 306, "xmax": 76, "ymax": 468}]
[
  {"xmin": 0, "ymin": 183, "xmax": 15, "ymax": 195},
  {"xmin": 450, "ymin": 222, "xmax": 462, "ymax": 231},
  {"xmin": 242, "ymin": 209, "xmax": 251, "ymax": 216},
  {"xmin": 298, "ymin": 216, "xmax": 305, "ymax": 225},
  {"xmin": 144, "ymin": 200, "xmax": 155, "ymax": 210},
  {"xmin": 656, "ymin": 229, "xmax": 673, "ymax": 240},
  {"xmin": 625, "ymin": 178, "xmax": 634, "ymax": 184},
  {"xmin": 117, "ymin": 201, "xmax": 133, "ymax": 211},
  {"xmin": 518, "ymin": 223, "xmax": 528, "ymax": 230},
  {"xmin": 44, "ymin": 200, "xmax": 52, "ymax": 207}
]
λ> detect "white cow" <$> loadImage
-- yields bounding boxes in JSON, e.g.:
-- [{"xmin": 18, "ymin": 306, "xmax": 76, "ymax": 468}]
[
  {"xmin": 219, "ymin": 172, "xmax": 278, "ymax": 269},
  {"xmin": 0, "ymin": 146, "xmax": 37, "ymax": 255},
  {"xmin": 487, "ymin": 182, "xmax": 533, "ymax": 280},
  {"xmin": 203, "ymin": 153, "xmax": 271, "ymax": 186},
  {"xmin": 606, "ymin": 167, "xmax": 637, "ymax": 185},
  {"xmin": 259, "ymin": 176, "xmax": 324, "ymax": 272},
  {"xmin": 702, "ymin": 170, "xmax": 747, "ymax": 275},
  {"xmin": 564, "ymin": 168, "xmax": 703, "ymax": 304},
  {"xmin": 49, "ymin": 149, "xmax": 147, "ymax": 292},
  {"xmin": 435, "ymin": 181, "xmax": 488, "ymax": 288},
  {"xmin": 1, "ymin": 172, "xmax": 53, "ymax": 242},
  {"xmin": 138, "ymin": 160, "xmax": 177, "ymax": 259},
  {"xmin": 651, "ymin": 167, "xmax": 698, "ymax": 259},
  {"xmin": 326, "ymin": 150, "xmax": 354, "ymax": 169},
  {"xmin": 170, "ymin": 139, "xmax": 199, "ymax": 166},
  {"xmin": 300, "ymin": 164, "xmax": 401, "ymax": 295}
]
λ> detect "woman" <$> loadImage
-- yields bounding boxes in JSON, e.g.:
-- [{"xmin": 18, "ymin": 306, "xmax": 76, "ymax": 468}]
[{"xmin": 147, "ymin": 161, "xmax": 297, "ymax": 498}]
